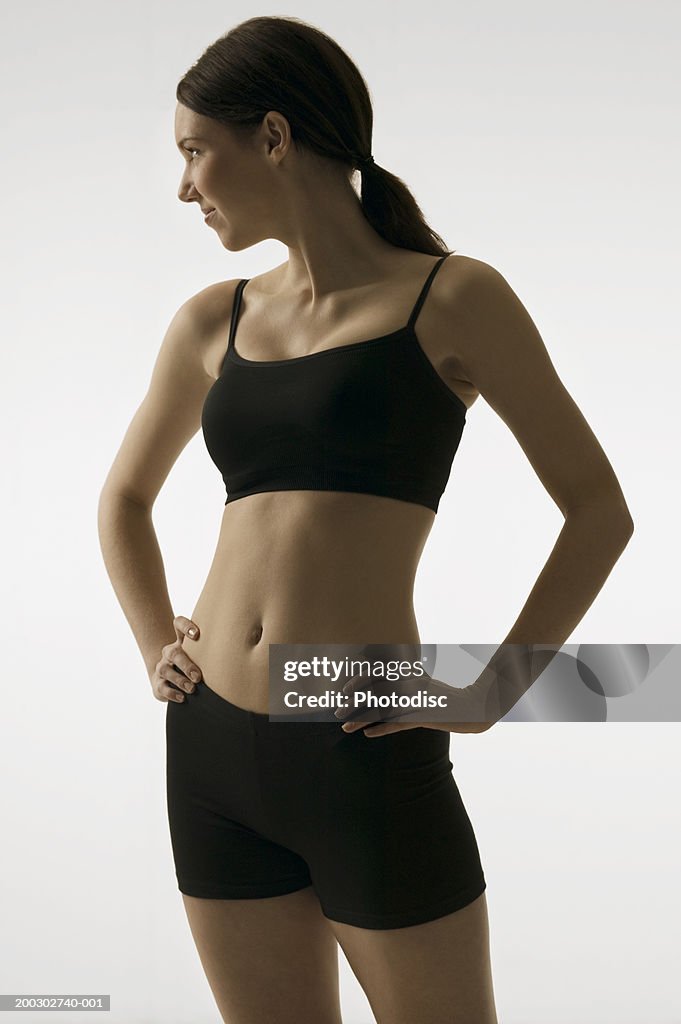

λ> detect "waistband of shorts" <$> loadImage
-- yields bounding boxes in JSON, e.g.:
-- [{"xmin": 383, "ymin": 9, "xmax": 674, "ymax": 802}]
[{"xmin": 194, "ymin": 680, "xmax": 343, "ymax": 732}]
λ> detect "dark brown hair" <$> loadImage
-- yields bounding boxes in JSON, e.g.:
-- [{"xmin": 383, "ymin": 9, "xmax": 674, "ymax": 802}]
[{"xmin": 176, "ymin": 15, "xmax": 451, "ymax": 256}]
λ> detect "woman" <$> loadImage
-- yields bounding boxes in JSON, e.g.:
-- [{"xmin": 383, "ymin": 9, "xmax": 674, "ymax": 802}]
[{"xmin": 98, "ymin": 15, "xmax": 634, "ymax": 1024}]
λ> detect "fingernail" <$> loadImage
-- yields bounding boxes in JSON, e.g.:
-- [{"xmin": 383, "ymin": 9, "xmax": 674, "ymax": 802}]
[
  {"xmin": 190, "ymin": 670, "xmax": 200, "ymax": 681},
  {"xmin": 187, "ymin": 627, "xmax": 196, "ymax": 637}
]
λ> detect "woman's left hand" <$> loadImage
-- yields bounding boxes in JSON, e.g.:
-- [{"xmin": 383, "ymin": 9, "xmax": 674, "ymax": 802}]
[
  {"xmin": 342, "ymin": 717, "xmax": 494, "ymax": 737},
  {"xmin": 334, "ymin": 667, "xmax": 496, "ymax": 736}
]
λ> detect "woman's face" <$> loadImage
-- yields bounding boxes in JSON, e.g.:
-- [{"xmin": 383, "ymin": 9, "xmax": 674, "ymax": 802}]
[{"xmin": 174, "ymin": 103, "xmax": 270, "ymax": 251}]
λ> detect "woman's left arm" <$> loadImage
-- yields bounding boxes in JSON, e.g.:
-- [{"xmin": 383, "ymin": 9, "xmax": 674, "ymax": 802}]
[
  {"xmin": 351, "ymin": 258, "xmax": 635, "ymax": 738},
  {"xmin": 445, "ymin": 259, "xmax": 634, "ymax": 727}
]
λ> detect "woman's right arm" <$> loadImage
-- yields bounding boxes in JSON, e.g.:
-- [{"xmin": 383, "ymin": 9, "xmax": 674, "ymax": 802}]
[{"xmin": 97, "ymin": 280, "xmax": 238, "ymax": 695}]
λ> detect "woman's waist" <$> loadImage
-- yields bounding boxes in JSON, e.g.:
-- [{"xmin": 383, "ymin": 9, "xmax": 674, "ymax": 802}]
[
  {"xmin": 182, "ymin": 595, "xmax": 421, "ymax": 713},
  {"xmin": 191, "ymin": 584, "xmax": 420, "ymax": 649},
  {"xmin": 199, "ymin": 536, "xmax": 419, "ymax": 616}
]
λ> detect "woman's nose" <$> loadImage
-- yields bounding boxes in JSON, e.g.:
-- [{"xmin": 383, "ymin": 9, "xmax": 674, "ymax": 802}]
[{"xmin": 177, "ymin": 173, "xmax": 196, "ymax": 204}]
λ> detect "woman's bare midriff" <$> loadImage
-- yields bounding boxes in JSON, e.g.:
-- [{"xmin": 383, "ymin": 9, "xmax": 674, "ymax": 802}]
[{"xmin": 181, "ymin": 488, "xmax": 435, "ymax": 713}]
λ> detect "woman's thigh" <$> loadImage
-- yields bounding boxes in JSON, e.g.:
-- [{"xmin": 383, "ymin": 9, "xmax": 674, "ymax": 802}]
[
  {"xmin": 327, "ymin": 891, "xmax": 498, "ymax": 1024},
  {"xmin": 181, "ymin": 885, "xmax": 343, "ymax": 1024}
]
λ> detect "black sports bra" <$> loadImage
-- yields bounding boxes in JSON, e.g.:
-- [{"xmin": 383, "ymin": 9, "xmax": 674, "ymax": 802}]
[{"xmin": 201, "ymin": 254, "xmax": 467, "ymax": 514}]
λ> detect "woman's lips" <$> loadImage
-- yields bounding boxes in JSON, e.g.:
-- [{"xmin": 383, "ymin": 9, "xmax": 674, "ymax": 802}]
[{"xmin": 204, "ymin": 209, "xmax": 216, "ymax": 223}]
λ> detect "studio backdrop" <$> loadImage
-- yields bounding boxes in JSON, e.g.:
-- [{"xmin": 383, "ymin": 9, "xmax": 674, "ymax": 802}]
[{"xmin": 1, "ymin": 2, "xmax": 679, "ymax": 1023}]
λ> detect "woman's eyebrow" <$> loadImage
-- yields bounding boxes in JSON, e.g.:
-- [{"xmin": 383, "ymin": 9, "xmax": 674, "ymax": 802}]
[{"xmin": 176, "ymin": 136, "xmax": 206, "ymax": 148}]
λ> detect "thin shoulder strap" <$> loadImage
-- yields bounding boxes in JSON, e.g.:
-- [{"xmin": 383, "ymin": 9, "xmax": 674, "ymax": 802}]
[
  {"xmin": 406, "ymin": 255, "xmax": 449, "ymax": 330},
  {"xmin": 226, "ymin": 279, "xmax": 250, "ymax": 352}
]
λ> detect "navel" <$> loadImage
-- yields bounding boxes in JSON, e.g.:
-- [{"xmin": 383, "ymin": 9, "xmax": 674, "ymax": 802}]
[{"xmin": 248, "ymin": 622, "xmax": 264, "ymax": 646}]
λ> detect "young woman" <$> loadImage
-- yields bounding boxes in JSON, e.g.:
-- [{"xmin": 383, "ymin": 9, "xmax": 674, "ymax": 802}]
[{"xmin": 98, "ymin": 15, "xmax": 633, "ymax": 1024}]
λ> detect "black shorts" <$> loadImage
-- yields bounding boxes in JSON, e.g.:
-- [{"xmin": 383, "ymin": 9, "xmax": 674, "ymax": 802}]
[{"xmin": 165, "ymin": 680, "xmax": 487, "ymax": 930}]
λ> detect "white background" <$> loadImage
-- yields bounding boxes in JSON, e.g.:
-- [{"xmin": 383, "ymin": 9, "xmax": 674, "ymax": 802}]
[{"xmin": 1, "ymin": 1, "xmax": 679, "ymax": 1022}]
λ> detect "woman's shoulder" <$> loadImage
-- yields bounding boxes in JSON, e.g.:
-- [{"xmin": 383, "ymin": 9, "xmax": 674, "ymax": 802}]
[
  {"xmin": 183, "ymin": 277, "xmax": 244, "ymax": 323},
  {"xmin": 439, "ymin": 252, "xmax": 502, "ymax": 289},
  {"xmin": 165, "ymin": 279, "xmax": 244, "ymax": 380}
]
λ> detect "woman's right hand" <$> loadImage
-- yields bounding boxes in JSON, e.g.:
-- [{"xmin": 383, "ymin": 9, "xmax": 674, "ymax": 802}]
[{"xmin": 150, "ymin": 615, "xmax": 203, "ymax": 703}]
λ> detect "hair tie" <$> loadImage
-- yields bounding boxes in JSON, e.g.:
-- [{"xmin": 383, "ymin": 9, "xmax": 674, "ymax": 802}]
[{"xmin": 352, "ymin": 153, "xmax": 375, "ymax": 171}]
